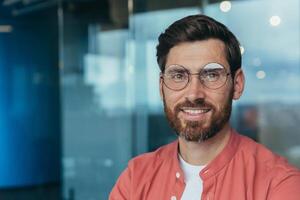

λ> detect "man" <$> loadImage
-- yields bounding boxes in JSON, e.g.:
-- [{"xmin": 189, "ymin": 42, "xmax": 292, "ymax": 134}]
[{"xmin": 109, "ymin": 14, "xmax": 300, "ymax": 200}]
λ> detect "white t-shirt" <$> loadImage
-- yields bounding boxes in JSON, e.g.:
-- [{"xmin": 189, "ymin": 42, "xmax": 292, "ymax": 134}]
[{"xmin": 179, "ymin": 154, "xmax": 205, "ymax": 200}]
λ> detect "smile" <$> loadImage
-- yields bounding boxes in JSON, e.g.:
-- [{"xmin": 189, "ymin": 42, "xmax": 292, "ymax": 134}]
[{"xmin": 181, "ymin": 107, "xmax": 211, "ymax": 116}]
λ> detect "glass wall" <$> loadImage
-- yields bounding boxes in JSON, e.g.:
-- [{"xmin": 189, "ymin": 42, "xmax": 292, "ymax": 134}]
[
  {"xmin": 0, "ymin": 1, "xmax": 61, "ymax": 199},
  {"xmin": 59, "ymin": 0, "xmax": 132, "ymax": 199},
  {"xmin": 0, "ymin": 0, "xmax": 298, "ymax": 199},
  {"xmin": 61, "ymin": 0, "xmax": 300, "ymax": 199}
]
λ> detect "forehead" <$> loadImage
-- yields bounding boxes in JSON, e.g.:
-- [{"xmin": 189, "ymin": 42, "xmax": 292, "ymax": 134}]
[{"xmin": 165, "ymin": 39, "xmax": 229, "ymax": 71}]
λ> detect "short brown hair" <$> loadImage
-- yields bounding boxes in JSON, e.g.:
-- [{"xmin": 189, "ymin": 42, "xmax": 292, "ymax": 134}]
[{"xmin": 156, "ymin": 14, "xmax": 241, "ymax": 76}]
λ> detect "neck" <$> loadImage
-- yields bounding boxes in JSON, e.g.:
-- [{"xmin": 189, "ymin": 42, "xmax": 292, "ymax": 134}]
[{"xmin": 178, "ymin": 123, "xmax": 232, "ymax": 166}]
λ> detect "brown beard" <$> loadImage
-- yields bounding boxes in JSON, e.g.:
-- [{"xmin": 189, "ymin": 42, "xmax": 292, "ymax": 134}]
[{"xmin": 162, "ymin": 88, "xmax": 233, "ymax": 142}]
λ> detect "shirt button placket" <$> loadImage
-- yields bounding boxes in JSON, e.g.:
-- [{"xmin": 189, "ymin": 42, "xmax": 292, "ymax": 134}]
[
  {"xmin": 171, "ymin": 195, "xmax": 177, "ymax": 200},
  {"xmin": 174, "ymin": 171, "xmax": 183, "ymax": 200},
  {"xmin": 176, "ymin": 172, "xmax": 180, "ymax": 179}
]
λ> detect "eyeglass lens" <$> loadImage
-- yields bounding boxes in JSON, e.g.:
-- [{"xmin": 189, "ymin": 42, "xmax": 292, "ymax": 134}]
[{"xmin": 163, "ymin": 63, "xmax": 229, "ymax": 90}]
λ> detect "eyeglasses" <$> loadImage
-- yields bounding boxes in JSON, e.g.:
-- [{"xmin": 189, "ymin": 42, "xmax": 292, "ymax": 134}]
[{"xmin": 161, "ymin": 62, "xmax": 231, "ymax": 91}]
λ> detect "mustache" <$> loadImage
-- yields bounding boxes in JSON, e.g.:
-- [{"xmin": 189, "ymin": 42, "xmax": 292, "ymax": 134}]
[{"xmin": 175, "ymin": 98, "xmax": 214, "ymax": 112}]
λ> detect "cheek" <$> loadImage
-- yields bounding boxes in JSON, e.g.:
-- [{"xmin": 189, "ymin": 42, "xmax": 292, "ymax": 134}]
[
  {"xmin": 218, "ymin": 93, "xmax": 233, "ymax": 111},
  {"xmin": 163, "ymin": 89, "xmax": 184, "ymax": 109},
  {"xmin": 207, "ymin": 91, "xmax": 231, "ymax": 111}
]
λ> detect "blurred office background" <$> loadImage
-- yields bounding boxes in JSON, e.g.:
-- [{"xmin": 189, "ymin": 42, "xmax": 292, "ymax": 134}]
[{"xmin": 0, "ymin": 0, "xmax": 299, "ymax": 199}]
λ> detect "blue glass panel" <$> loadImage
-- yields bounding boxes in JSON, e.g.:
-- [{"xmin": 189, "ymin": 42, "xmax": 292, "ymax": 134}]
[{"xmin": 0, "ymin": 19, "xmax": 60, "ymax": 187}]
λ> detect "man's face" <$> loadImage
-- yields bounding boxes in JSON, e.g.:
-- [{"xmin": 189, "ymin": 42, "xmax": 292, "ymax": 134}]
[{"xmin": 160, "ymin": 39, "xmax": 244, "ymax": 142}]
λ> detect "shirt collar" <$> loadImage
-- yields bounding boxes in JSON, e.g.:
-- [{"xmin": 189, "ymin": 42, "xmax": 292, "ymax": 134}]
[
  {"xmin": 167, "ymin": 129, "xmax": 241, "ymax": 180},
  {"xmin": 200, "ymin": 129, "xmax": 240, "ymax": 179}
]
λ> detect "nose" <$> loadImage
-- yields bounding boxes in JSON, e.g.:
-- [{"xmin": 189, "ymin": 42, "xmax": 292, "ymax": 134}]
[{"xmin": 185, "ymin": 74, "xmax": 206, "ymax": 101}]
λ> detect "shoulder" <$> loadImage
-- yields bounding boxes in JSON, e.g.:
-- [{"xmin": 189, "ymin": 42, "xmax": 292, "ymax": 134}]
[
  {"xmin": 237, "ymin": 133, "xmax": 300, "ymax": 196},
  {"xmin": 109, "ymin": 140, "xmax": 178, "ymax": 200},
  {"xmin": 238, "ymin": 134, "xmax": 297, "ymax": 171},
  {"xmin": 238, "ymin": 134, "xmax": 281, "ymax": 162}
]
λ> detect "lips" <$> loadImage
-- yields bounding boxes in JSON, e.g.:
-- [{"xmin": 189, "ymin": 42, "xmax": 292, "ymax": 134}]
[
  {"xmin": 181, "ymin": 107, "xmax": 211, "ymax": 115},
  {"xmin": 179, "ymin": 107, "xmax": 212, "ymax": 121}
]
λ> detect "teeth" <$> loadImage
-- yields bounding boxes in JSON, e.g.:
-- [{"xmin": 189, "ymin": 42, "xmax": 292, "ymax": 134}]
[{"xmin": 183, "ymin": 109, "xmax": 210, "ymax": 114}]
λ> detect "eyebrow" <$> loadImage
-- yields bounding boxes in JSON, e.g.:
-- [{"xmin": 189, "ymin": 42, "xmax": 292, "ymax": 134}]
[{"xmin": 167, "ymin": 68, "xmax": 186, "ymax": 73}]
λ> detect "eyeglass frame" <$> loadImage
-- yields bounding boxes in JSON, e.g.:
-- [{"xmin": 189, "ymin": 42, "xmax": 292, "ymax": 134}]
[{"xmin": 160, "ymin": 62, "xmax": 231, "ymax": 91}]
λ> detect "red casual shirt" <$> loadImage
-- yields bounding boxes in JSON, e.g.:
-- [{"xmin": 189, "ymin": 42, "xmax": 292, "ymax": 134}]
[{"xmin": 109, "ymin": 130, "xmax": 300, "ymax": 200}]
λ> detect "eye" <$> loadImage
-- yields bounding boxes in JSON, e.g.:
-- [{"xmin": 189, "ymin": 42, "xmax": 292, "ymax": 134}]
[
  {"xmin": 170, "ymin": 72, "xmax": 187, "ymax": 82},
  {"xmin": 202, "ymin": 70, "xmax": 221, "ymax": 81}
]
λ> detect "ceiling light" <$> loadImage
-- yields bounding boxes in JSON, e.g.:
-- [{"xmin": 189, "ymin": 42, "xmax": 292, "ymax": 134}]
[
  {"xmin": 256, "ymin": 70, "xmax": 266, "ymax": 79},
  {"xmin": 269, "ymin": 16, "xmax": 281, "ymax": 26},
  {"xmin": 220, "ymin": 1, "xmax": 231, "ymax": 13}
]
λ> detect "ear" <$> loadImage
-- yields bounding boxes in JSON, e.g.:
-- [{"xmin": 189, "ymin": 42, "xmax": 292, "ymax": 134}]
[
  {"xmin": 159, "ymin": 73, "xmax": 163, "ymax": 100},
  {"xmin": 232, "ymin": 68, "xmax": 245, "ymax": 100}
]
